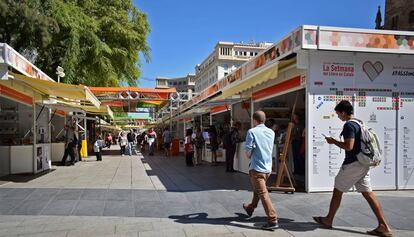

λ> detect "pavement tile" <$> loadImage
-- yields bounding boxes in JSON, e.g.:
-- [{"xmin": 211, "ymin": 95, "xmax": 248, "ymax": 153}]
[
  {"xmin": 9, "ymin": 199, "xmax": 50, "ymax": 215},
  {"xmin": 0, "ymin": 189, "xmax": 34, "ymax": 200},
  {"xmin": 183, "ymin": 225, "xmax": 232, "ymax": 237},
  {"xmin": 66, "ymin": 225, "xmax": 116, "ymax": 237},
  {"xmin": 72, "ymin": 200, "xmax": 105, "ymax": 216},
  {"xmin": 16, "ymin": 230, "xmax": 68, "ymax": 237},
  {"xmin": 104, "ymin": 201, "xmax": 135, "ymax": 217},
  {"xmin": 0, "ymin": 199, "xmax": 24, "ymax": 215},
  {"xmin": 115, "ymin": 222, "xmax": 153, "ymax": 234},
  {"xmin": 0, "ymin": 224, "xmax": 46, "ymax": 236},
  {"xmin": 106, "ymin": 190, "xmax": 132, "ymax": 201},
  {"xmin": 138, "ymin": 229, "xmax": 186, "ymax": 237},
  {"xmin": 132, "ymin": 190, "xmax": 160, "ymax": 202},
  {"xmin": 40, "ymin": 199, "xmax": 77, "ymax": 216},
  {"xmin": 54, "ymin": 189, "xmax": 84, "ymax": 200},
  {"xmin": 80, "ymin": 189, "xmax": 108, "ymax": 200},
  {"xmin": 25, "ymin": 189, "xmax": 59, "ymax": 200}
]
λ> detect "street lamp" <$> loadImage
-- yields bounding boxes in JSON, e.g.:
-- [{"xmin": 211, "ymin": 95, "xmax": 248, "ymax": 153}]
[{"xmin": 56, "ymin": 66, "xmax": 65, "ymax": 83}]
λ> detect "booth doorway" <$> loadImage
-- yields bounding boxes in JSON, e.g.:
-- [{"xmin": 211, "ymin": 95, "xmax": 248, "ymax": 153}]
[{"xmin": 254, "ymin": 88, "xmax": 306, "ymax": 191}]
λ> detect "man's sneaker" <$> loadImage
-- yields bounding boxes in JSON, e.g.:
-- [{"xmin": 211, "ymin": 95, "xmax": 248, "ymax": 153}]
[
  {"xmin": 261, "ymin": 222, "xmax": 279, "ymax": 230},
  {"xmin": 242, "ymin": 203, "xmax": 253, "ymax": 217}
]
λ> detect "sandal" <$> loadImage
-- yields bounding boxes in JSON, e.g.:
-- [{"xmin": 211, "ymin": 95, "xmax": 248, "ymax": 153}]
[
  {"xmin": 312, "ymin": 216, "xmax": 332, "ymax": 229},
  {"xmin": 367, "ymin": 229, "xmax": 393, "ymax": 237}
]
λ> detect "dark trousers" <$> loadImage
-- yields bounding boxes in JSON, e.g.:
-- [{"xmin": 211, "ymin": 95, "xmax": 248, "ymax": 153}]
[
  {"xmin": 95, "ymin": 151, "xmax": 102, "ymax": 161},
  {"xmin": 292, "ymin": 140, "xmax": 304, "ymax": 175},
  {"xmin": 226, "ymin": 146, "xmax": 236, "ymax": 171},
  {"xmin": 61, "ymin": 143, "xmax": 75, "ymax": 165},
  {"xmin": 185, "ymin": 152, "xmax": 194, "ymax": 166},
  {"xmin": 120, "ymin": 145, "xmax": 126, "ymax": 155}
]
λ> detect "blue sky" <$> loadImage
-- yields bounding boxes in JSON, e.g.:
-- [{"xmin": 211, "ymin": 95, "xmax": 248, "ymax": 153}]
[{"xmin": 134, "ymin": 0, "xmax": 385, "ymax": 88}]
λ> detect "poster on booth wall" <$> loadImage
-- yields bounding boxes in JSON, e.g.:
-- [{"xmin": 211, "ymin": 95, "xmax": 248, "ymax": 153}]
[
  {"xmin": 395, "ymin": 56, "xmax": 414, "ymax": 189},
  {"xmin": 353, "ymin": 54, "xmax": 400, "ymax": 190},
  {"xmin": 307, "ymin": 51, "xmax": 357, "ymax": 191},
  {"xmin": 307, "ymin": 87, "xmax": 355, "ymax": 191},
  {"xmin": 35, "ymin": 144, "xmax": 51, "ymax": 173},
  {"xmin": 398, "ymin": 95, "xmax": 414, "ymax": 189}
]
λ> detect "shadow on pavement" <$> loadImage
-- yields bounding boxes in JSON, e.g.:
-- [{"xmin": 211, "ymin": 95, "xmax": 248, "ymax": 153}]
[
  {"xmin": 169, "ymin": 212, "xmax": 314, "ymax": 231},
  {"xmin": 0, "ymin": 169, "xmax": 56, "ymax": 183},
  {"xmin": 169, "ymin": 212, "xmax": 369, "ymax": 235}
]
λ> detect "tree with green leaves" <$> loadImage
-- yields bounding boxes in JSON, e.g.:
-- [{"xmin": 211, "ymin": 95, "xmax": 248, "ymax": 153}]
[{"xmin": 0, "ymin": 0, "xmax": 150, "ymax": 86}]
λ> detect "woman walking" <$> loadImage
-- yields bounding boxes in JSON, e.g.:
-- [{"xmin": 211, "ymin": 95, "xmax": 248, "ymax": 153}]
[
  {"xmin": 184, "ymin": 128, "xmax": 194, "ymax": 167},
  {"xmin": 119, "ymin": 131, "xmax": 128, "ymax": 156}
]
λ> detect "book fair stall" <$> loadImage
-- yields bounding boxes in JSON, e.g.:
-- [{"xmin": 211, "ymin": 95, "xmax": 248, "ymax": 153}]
[
  {"xmin": 0, "ymin": 43, "xmax": 101, "ymax": 175},
  {"xmin": 170, "ymin": 25, "xmax": 414, "ymax": 192}
]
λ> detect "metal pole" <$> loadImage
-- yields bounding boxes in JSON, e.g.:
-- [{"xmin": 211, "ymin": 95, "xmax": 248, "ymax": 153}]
[
  {"xmin": 32, "ymin": 103, "xmax": 36, "ymax": 174},
  {"xmin": 169, "ymin": 99, "xmax": 172, "ymax": 132}
]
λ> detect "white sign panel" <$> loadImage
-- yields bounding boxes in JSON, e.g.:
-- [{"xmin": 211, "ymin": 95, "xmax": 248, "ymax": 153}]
[
  {"xmin": 307, "ymin": 51, "xmax": 414, "ymax": 191},
  {"xmin": 398, "ymin": 95, "xmax": 414, "ymax": 189},
  {"xmin": 307, "ymin": 89, "xmax": 355, "ymax": 191}
]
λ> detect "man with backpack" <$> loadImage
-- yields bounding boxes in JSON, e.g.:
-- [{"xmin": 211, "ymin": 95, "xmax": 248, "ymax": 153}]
[
  {"xmin": 223, "ymin": 121, "xmax": 241, "ymax": 172},
  {"xmin": 313, "ymin": 100, "xmax": 392, "ymax": 237}
]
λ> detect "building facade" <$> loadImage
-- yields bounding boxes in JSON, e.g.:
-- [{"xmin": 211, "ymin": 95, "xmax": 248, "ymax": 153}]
[
  {"xmin": 155, "ymin": 74, "xmax": 195, "ymax": 93},
  {"xmin": 383, "ymin": 0, "xmax": 414, "ymax": 31},
  {"xmin": 194, "ymin": 41, "xmax": 272, "ymax": 92}
]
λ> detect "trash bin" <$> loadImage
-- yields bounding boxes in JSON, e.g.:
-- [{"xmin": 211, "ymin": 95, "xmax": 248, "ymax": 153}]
[{"xmin": 171, "ymin": 138, "xmax": 179, "ymax": 156}]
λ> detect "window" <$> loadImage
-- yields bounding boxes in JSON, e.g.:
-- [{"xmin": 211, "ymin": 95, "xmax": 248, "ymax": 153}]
[
  {"xmin": 409, "ymin": 11, "xmax": 414, "ymax": 24},
  {"xmin": 223, "ymin": 64, "xmax": 228, "ymax": 70},
  {"xmin": 173, "ymin": 82, "xmax": 177, "ymax": 85},
  {"xmin": 250, "ymin": 52, "xmax": 254, "ymax": 56},
  {"xmin": 224, "ymin": 72, "xmax": 228, "ymax": 76},
  {"xmin": 243, "ymin": 51, "xmax": 247, "ymax": 56}
]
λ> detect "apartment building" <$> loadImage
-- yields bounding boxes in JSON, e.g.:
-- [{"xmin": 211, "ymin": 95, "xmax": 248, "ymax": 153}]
[{"xmin": 194, "ymin": 41, "xmax": 272, "ymax": 92}]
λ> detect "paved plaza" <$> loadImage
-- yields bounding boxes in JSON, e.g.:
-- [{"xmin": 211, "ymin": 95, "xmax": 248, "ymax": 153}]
[{"xmin": 0, "ymin": 148, "xmax": 413, "ymax": 237}]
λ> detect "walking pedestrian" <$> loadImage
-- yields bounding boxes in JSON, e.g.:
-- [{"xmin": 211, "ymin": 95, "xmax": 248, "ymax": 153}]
[
  {"xmin": 119, "ymin": 131, "xmax": 128, "ymax": 156},
  {"xmin": 224, "ymin": 121, "xmax": 241, "ymax": 172},
  {"xmin": 194, "ymin": 127, "xmax": 205, "ymax": 165},
  {"xmin": 313, "ymin": 100, "xmax": 392, "ymax": 237},
  {"xmin": 184, "ymin": 128, "xmax": 194, "ymax": 166},
  {"xmin": 127, "ymin": 129, "xmax": 135, "ymax": 156},
  {"xmin": 148, "ymin": 128, "xmax": 157, "ymax": 156},
  {"xmin": 162, "ymin": 127, "xmax": 172, "ymax": 157},
  {"xmin": 243, "ymin": 111, "xmax": 279, "ymax": 230},
  {"xmin": 93, "ymin": 136, "xmax": 105, "ymax": 161},
  {"xmin": 61, "ymin": 125, "xmax": 76, "ymax": 166},
  {"xmin": 208, "ymin": 125, "xmax": 219, "ymax": 165}
]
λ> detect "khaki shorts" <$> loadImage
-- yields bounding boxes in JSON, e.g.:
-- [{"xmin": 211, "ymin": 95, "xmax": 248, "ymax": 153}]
[{"xmin": 334, "ymin": 161, "xmax": 372, "ymax": 193}]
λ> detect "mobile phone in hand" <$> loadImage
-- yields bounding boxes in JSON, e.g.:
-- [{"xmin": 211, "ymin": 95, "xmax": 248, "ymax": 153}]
[{"xmin": 322, "ymin": 133, "xmax": 331, "ymax": 138}]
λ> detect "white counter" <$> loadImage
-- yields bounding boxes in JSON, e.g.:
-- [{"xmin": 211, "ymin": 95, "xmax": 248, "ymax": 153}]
[
  {"xmin": 10, "ymin": 145, "xmax": 33, "ymax": 174},
  {"xmin": 233, "ymin": 142, "xmax": 281, "ymax": 175},
  {"xmin": 51, "ymin": 143, "xmax": 65, "ymax": 162}
]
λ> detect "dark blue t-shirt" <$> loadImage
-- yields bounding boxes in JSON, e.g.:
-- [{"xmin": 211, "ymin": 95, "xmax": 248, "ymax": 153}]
[{"xmin": 341, "ymin": 120, "xmax": 361, "ymax": 165}]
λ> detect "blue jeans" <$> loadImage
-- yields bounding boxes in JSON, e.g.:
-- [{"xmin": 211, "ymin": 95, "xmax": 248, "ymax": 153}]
[{"xmin": 128, "ymin": 142, "xmax": 134, "ymax": 155}]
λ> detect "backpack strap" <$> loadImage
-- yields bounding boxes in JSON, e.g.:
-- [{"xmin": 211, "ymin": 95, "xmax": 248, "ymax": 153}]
[{"xmin": 348, "ymin": 118, "xmax": 363, "ymax": 127}]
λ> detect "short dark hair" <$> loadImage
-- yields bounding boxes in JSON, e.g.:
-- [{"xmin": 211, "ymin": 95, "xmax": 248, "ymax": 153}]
[
  {"xmin": 335, "ymin": 100, "xmax": 353, "ymax": 115},
  {"xmin": 186, "ymin": 128, "xmax": 193, "ymax": 136},
  {"xmin": 253, "ymin": 111, "xmax": 266, "ymax": 123}
]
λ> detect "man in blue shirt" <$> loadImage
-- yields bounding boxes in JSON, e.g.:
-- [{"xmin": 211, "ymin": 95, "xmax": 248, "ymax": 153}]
[
  {"xmin": 313, "ymin": 100, "xmax": 392, "ymax": 237},
  {"xmin": 243, "ymin": 111, "xmax": 278, "ymax": 230}
]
